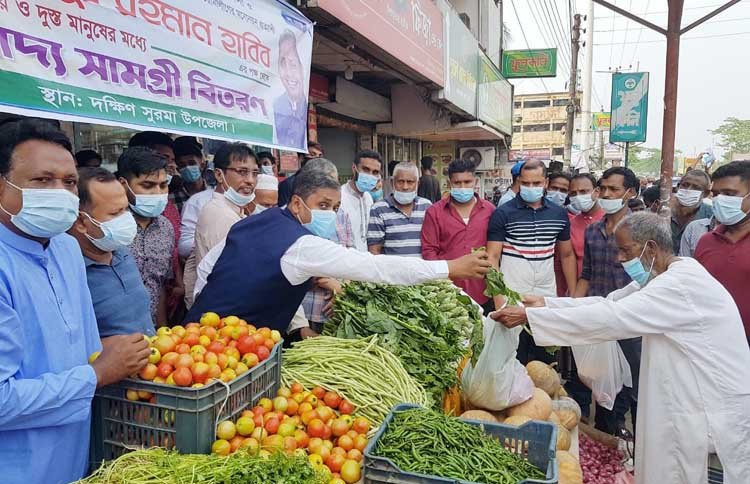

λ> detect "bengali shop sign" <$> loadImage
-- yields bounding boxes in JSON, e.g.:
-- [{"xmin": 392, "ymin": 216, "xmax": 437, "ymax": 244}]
[
  {"xmin": 477, "ymin": 51, "xmax": 512, "ymax": 135},
  {"xmin": 0, "ymin": 0, "xmax": 313, "ymax": 151},
  {"xmin": 501, "ymin": 49, "xmax": 557, "ymax": 78}
]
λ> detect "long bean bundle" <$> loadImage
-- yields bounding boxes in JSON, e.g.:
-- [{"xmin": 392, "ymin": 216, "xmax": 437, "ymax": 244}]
[
  {"xmin": 78, "ymin": 448, "xmax": 329, "ymax": 484},
  {"xmin": 374, "ymin": 408, "xmax": 546, "ymax": 484},
  {"xmin": 281, "ymin": 336, "xmax": 430, "ymax": 426}
]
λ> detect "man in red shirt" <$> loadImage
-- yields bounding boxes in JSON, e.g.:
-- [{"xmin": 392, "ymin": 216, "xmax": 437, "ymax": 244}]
[
  {"xmin": 695, "ymin": 161, "xmax": 750, "ymax": 345},
  {"xmin": 421, "ymin": 159, "xmax": 495, "ymax": 313}
]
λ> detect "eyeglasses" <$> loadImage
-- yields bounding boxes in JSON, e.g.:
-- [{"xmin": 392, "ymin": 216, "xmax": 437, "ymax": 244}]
[{"xmin": 224, "ymin": 167, "xmax": 259, "ymax": 179}]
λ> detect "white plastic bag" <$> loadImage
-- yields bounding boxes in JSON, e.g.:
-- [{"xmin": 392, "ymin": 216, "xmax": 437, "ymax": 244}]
[
  {"xmin": 571, "ymin": 341, "xmax": 633, "ymax": 410},
  {"xmin": 461, "ymin": 316, "xmax": 535, "ymax": 411}
]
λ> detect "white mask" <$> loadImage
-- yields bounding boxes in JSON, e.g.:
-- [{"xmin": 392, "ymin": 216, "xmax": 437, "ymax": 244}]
[
  {"xmin": 599, "ymin": 198, "xmax": 624, "ymax": 215},
  {"xmin": 570, "ymin": 194, "xmax": 596, "ymax": 213},
  {"xmin": 675, "ymin": 188, "xmax": 702, "ymax": 208}
]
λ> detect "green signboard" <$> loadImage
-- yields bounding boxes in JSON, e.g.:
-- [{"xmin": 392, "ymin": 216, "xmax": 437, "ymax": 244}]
[
  {"xmin": 501, "ymin": 49, "xmax": 557, "ymax": 78},
  {"xmin": 477, "ymin": 52, "xmax": 513, "ymax": 135},
  {"xmin": 610, "ymin": 72, "xmax": 649, "ymax": 143}
]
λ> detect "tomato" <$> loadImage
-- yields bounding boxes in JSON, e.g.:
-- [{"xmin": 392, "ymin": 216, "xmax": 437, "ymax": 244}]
[
  {"xmin": 270, "ymin": 330, "xmax": 282, "ymax": 343},
  {"xmin": 346, "ymin": 449, "xmax": 362, "ymax": 462},
  {"xmin": 264, "ymin": 417, "xmax": 280, "ymax": 434},
  {"xmin": 251, "ymin": 333, "xmax": 266, "ymax": 346},
  {"xmin": 170, "ymin": 333, "xmax": 182, "ymax": 345},
  {"xmin": 174, "ymin": 354, "xmax": 194, "ymax": 369},
  {"xmin": 290, "ymin": 382, "xmax": 304, "ymax": 394},
  {"xmin": 325, "ymin": 453, "xmax": 346, "ymax": 473},
  {"xmin": 147, "ymin": 347, "xmax": 161, "ymax": 365},
  {"xmin": 283, "ymin": 436, "xmax": 298, "ymax": 452},
  {"xmin": 330, "ymin": 418, "xmax": 350, "ymax": 437},
  {"xmin": 308, "ymin": 437, "xmax": 324, "ymax": 454},
  {"xmin": 229, "ymin": 435, "xmax": 244, "ymax": 453},
  {"xmin": 263, "ymin": 338, "xmax": 275, "ymax": 351},
  {"xmin": 216, "ymin": 353, "xmax": 228, "ymax": 370},
  {"xmin": 190, "ymin": 362, "xmax": 209, "ymax": 384},
  {"xmin": 172, "ymin": 326, "xmax": 187, "ymax": 337},
  {"xmin": 337, "ymin": 435, "xmax": 354, "ymax": 452},
  {"xmin": 200, "ymin": 312, "xmax": 221, "ymax": 328},
  {"xmin": 198, "ymin": 335, "xmax": 212, "ymax": 347},
  {"xmin": 172, "ymin": 367, "xmax": 193, "ymax": 387},
  {"xmin": 301, "ymin": 409, "xmax": 319, "ymax": 426},
  {"xmin": 251, "ymin": 427, "xmax": 267, "ymax": 441},
  {"xmin": 307, "ymin": 418, "xmax": 326, "ymax": 438},
  {"xmin": 255, "ymin": 345, "xmax": 270, "ymax": 362},
  {"xmin": 353, "ymin": 434, "xmax": 368, "ymax": 452},
  {"xmin": 338, "ymin": 400, "xmax": 355, "ymax": 415},
  {"xmin": 235, "ymin": 362, "xmax": 249, "ymax": 375},
  {"xmin": 340, "ymin": 459, "xmax": 361, "ymax": 484},
  {"xmin": 261, "ymin": 434, "xmax": 284, "ymax": 452},
  {"xmin": 216, "ymin": 420, "xmax": 236, "ymax": 440},
  {"xmin": 207, "ymin": 363, "xmax": 221, "ymax": 379},
  {"xmin": 153, "ymin": 335, "xmax": 176, "ymax": 355},
  {"xmin": 293, "ymin": 429, "xmax": 309, "ymax": 449},
  {"xmin": 138, "ymin": 363, "xmax": 157, "ymax": 381},
  {"xmin": 311, "ymin": 386, "xmax": 326, "ymax": 399},
  {"xmin": 258, "ymin": 397, "xmax": 273, "ymax": 412},
  {"xmin": 156, "ymin": 362, "xmax": 174, "ymax": 379},
  {"xmin": 329, "ymin": 479, "xmax": 346, "ymax": 484},
  {"xmin": 308, "ymin": 454, "xmax": 324, "ymax": 467},
  {"xmin": 316, "ymin": 406, "xmax": 335, "ymax": 423},
  {"xmin": 207, "ymin": 341, "xmax": 225, "ymax": 354},
  {"xmin": 211, "ymin": 439, "xmax": 231, "ymax": 456},
  {"xmin": 126, "ymin": 389, "xmax": 139, "ymax": 401},
  {"xmin": 277, "ymin": 421, "xmax": 296, "ymax": 437},
  {"xmin": 236, "ymin": 335, "xmax": 257, "ymax": 355},
  {"xmin": 322, "ymin": 424, "xmax": 332, "ymax": 440},
  {"xmin": 161, "ymin": 351, "xmax": 179, "ymax": 366},
  {"xmin": 219, "ymin": 368, "xmax": 236, "ymax": 382},
  {"xmin": 175, "ymin": 343, "xmax": 191, "ymax": 354},
  {"xmin": 352, "ymin": 417, "xmax": 370, "ymax": 435},
  {"xmin": 240, "ymin": 437, "xmax": 260, "ymax": 455},
  {"xmin": 304, "ymin": 394, "xmax": 319, "ymax": 406},
  {"xmin": 182, "ymin": 332, "xmax": 200, "ymax": 347},
  {"xmin": 223, "ymin": 346, "xmax": 241, "ymax": 360},
  {"xmin": 322, "ymin": 391, "xmax": 340, "ymax": 409},
  {"xmin": 298, "ymin": 402, "xmax": 314, "ymax": 416},
  {"xmin": 200, "ymin": 326, "xmax": 217, "ymax": 339},
  {"xmin": 258, "ymin": 327, "xmax": 272, "ymax": 340},
  {"xmin": 223, "ymin": 315, "xmax": 240, "ymax": 326}
]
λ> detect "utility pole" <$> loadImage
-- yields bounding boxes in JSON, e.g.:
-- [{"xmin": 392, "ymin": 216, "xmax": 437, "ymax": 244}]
[
  {"xmin": 579, "ymin": 1, "xmax": 595, "ymax": 171},
  {"xmin": 564, "ymin": 14, "xmax": 582, "ymax": 169}
]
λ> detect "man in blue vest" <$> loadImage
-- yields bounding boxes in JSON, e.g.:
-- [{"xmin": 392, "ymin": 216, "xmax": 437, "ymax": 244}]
[{"xmin": 185, "ymin": 158, "xmax": 490, "ymax": 331}]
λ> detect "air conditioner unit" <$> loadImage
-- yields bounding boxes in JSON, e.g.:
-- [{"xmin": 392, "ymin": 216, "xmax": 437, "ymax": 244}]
[{"xmin": 460, "ymin": 146, "xmax": 497, "ymax": 171}]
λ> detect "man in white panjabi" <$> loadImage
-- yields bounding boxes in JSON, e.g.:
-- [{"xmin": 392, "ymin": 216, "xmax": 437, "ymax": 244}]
[{"xmin": 494, "ymin": 212, "xmax": 750, "ymax": 484}]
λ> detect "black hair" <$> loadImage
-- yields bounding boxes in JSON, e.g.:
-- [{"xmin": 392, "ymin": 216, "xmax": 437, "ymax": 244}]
[
  {"xmin": 388, "ymin": 160, "xmax": 399, "ymax": 177},
  {"xmin": 308, "ymin": 141, "xmax": 323, "ymax": 153},
  {"xmin": 447, "ymin": 158, "xmax": 476, "ymax": 177},
  {"xmin": 116, "ymin": 146, "xmax": 167, "ymax": 180},
  {"xmin": 0, "ymin": 119, "xmax": 72, "ymax": 176},
  {"xmin": 354, "ymin": 149, "xmax": 382, "ymax": 166},
  {"xmin": 641, "ymin": 184, "xmax": 661, "ymax": 206},
  {"xmin": 75, "ymin": 149, "xmax": 102, "ymax": 167},
  {"xmin": 173, "ymin": 136, "xmax": 203, "ymax": 159},
  {"xmin": 711, "ymin": 161, "xmax": 750, "ymax": 183},
  {"xmin": 571, "ymin": 173, "xmax": 597, "ymax": 189},
  {"xmin": 212, "ymin": 142, "xmax": 256, "ymax": 171},
  {"xmin": 128, "ymin": 131, "xmax": 174, "ymax": 150},
  {"xmin": 627, "ymin": 198, "xmax": 646, "ymax": 211},
  {"xmin": 257, "ymin": 151, "xmax": 276, "ymax": 163},
  {"xmin": 420, "ymin": 156, "xmax": 434, "ymax": 170},
  {"xmin": 78, "ymin": 167, "xmax": 117, "ymax": 207},
  {"xmin": 548, "ymin": 171, "xmax": 572, "ymax": 184},
  {"xmin": 600, "ymin": 166, "xmax": 638, "ymax": 190},
  {"xmin": 293, "ymin": 159, "xmax": 340, "ymax": 200},
  {"xmin": 521, "ymin": 159, "xmax": 548, "ymax": 177}
]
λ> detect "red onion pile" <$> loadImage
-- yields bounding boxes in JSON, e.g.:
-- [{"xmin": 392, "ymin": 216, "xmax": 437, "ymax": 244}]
[{"xmin": 579, "ymin": 433, "xmax": 625, "ymax": 483}]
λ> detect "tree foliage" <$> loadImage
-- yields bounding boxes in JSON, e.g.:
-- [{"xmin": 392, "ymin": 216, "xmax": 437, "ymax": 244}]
[{"xmin": 711, "ymin": 117, "xmax": 750, "ymax": 161}]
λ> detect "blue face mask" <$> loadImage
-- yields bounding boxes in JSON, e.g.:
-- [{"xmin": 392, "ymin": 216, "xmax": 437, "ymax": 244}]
[
  {"xmin": 393, "ymin": 190, "xmax": 416, "ymax": 205},
  {"xmin": 450, "ymin": 188, "xmax": 474, "ymax": 204},
  {"xmin": 84, "ymin": 211, "xmax": 137, "ymax": 252},
  {"xmin": 545, "ymin": 190, "xmax": 567, "ymax": 206},
  {"xmin": 621, "ymin": 242, "xmax": 655, "ymax": 287},
  {"xmin": 371, "ymin": 188, "xmax": 384, "ymax": 201},
  {"xmin": 0, "ymin": 179, "xmax": 79, "ymax": 238},
  {"xmin": 126, "ymin": 182, "xmax": 168, "ymax": 218},
  {"xmin": 520, "ymin": 185, "xmax": 544, "ymax": 203},
  {"xmin": 712, "ymin": 193, "xmax": 749, "ymax": 226},
  {"xmin": 355, "ymin": 172, "xmax": 379, "ymax": 193},
  {"xmin": 224, "ymin": 187, "xmax": 255, "ymax": 207},
  {"xmin": 260, "ymin": 165, "xmax": 275, "ymax": 176},
  {"xmin": 299, "ymin": 199, "xmax": 338, "ymax": 240},
  {"xmin": 179, "ymin": 165, "xmax": 202, "ymax": 183}
]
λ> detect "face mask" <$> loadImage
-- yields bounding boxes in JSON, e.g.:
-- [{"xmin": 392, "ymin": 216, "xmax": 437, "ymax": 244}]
[
  {"xmin": 599, "ymin": 198, "xmax": 624, "ymax": 215},
  {"xmin": 83, "ymin": 211, "xmax": 137, "ymax": 252},
  {"xmin": 126, "ymin": 182, "xmax": 168, "ymax": 218},
  {"xmin": 371, "ymin": 188, "xmax": 384, "ymax": 202},
  {"xmin": 675, "ymin": 188, "xmax": 702, "ymax": 208},
  {"xmin": 298, "ymin": 199, "xmax": 337, "ymax": 240},
  {"xmin": 621, "ymin": 242, "xmax": 656, "ymax": 287},
  {"xmin": 254, "ymin": 204, "xmax": 267, "ymax": 214},
  {"xmin": 567, "ymin": 204, "xmax": 581, "ymax": 216},
  {"xmin": 545, "ymin": 190, "xmax": 567, "ymax": 206},
  {"xmin": 355, "ymin": 172, "xmax": 379, "ymax": 193},
  {"xmin": 570, "ymin": 194, "xmax": 596, "ymax": 213},
  {"xmin": 179, "ymin": 165, "xmax": 202, "ymax": 183},
  {"xmin": 0, "ymin": 179, "xmax": 79, "ymax": 238},
  {"xmin": 166, "ymin": 174, "xmax": 173, "ymax": 185},
  {"xmin": 224, "ymin": 187, "xmax": 255, "ymax": 207},
  {"xmin": 450, "ymin": 188, "xmax": 474, "ymax": 204},
  {"xmin": 712, "ymin": 193, "xmax": 750, "ymax": 226},
  {"xmin": 261, "ymin": 165, "xmax": 275, "ymax": 176},
  {"xmin": 520, "ymin": 185, "xmax": 544, "ymax": 203},
  {"xmin": 393, "ymin": 190, "xmax": 416, "ymax": 205}
]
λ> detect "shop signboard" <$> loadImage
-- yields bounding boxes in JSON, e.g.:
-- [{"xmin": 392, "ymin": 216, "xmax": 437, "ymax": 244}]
[
  {"xmin": 501, "ymin": 49, "xmax": 557, "ymax": 78},
  {"xmin": 0, "ymin": 0, "xmax": 313, "ymax": 152},
  {"xmin": 435, "ymin": 6, "xmax": 477, "ymax": 116},
  {"xmin": 610, "ymin": 72, "xmax": 649, "ymax": 143},
  {"xmin": 315, "ymin": 0, "xmax": 444, "ymax": 86},
  {"xmin": 592, "ymin": 112, "xmax": 611, "ymax": 130},
  {"xmin": 477, "ymin": 52, "xmax": 513, "ymax": 135},
  {"xmin": 509, "ymin": 148, "xmax": 551, "ymax": 160}
]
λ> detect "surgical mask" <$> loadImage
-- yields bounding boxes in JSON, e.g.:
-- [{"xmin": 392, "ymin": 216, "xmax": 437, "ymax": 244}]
[
  {"xmin": 83, "ymin": 211, "xmax": 137, "ymax": 252},
  {"xmin": 179, "ymin": 165, "xmax": 202, "ymax": 183},
  {"xmin": 621, "ymin": 242, "xmax": 655, "ymax": 287},
  {"xmin": 520, "ymin": 185, "xmax": 544, "ymax": 203},
  {"xmin": 355, "ymin": 172, "xmax": 379, "ymax": 193},
  {"xmin": 0, "ymin": 179, "xmax": 79, "ymax": 238},
  {"xmin": 567, "ymin": 204, "xmax": 581, "ymax": 216},
  {"xmin": 260, "ymin": 165, "xmax": 275, "ymax": 176},
  {"xmin": 299, "ymin": 199, "xmax": 337, "ymax": 240},
  {"xmin": 393, "ymin": 190, "xmax": 416, "ymax": 205},
  {"xmin": 253, "ymin": 204, "xmax": 267, "ymax": 215},
  {"xmin": 450, "ymin": 188, "xmax": 474, "ymax": 204},
  {"xmin": 224, "ymin": 187, "xmax": 255, "ymax": 207},
  {"xmin": 675, "ymin": 188, "xmax": 702, "ymax": 208},
  {"xmin": 599, "ymin": 198, "xmax": 624, "ymax": 215},
  {"xmin": 545, "ymin": 190, "xmax": 567, "ymax": 206},
  {"xmin": 570, "ymin": 194, "xmax": 596, "ymax": 213},
  {"xmin": 127, "ymin": 183, "xmax": 168, "ymax": 218},
  {"xmin": 371, "ymin": 188, "xmax": 384, "ymax": 202},
  {"xmin": 712, "ymin": 193, "xmax": 750, "ymax": 226}
]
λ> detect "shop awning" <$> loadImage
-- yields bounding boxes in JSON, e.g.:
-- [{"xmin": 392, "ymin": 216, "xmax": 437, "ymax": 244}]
[{"xmin": 378, "ymin": 121, "xmax": 508, "ymax": 142}]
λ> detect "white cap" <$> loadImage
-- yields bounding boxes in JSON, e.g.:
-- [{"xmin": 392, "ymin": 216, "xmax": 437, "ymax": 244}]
[{"xmin": 256, "ymin": 173, "xmax": 278, "ymax": 191}]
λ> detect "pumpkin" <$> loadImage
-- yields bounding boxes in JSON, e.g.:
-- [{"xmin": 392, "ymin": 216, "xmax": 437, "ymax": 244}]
[
  {"xmin": 503, "ymin": 415, "xmax": 532, "ymax": 426},
  {"xmin": 506, "ymin": 388, "xmax": 552, "ymax": 421},
  {"xmin": 551, "ymin": 397, "xmax": 582, "ymax": 430},
  {"xmin": 557, "ymin": 450, "xmax": 583, "ymax": 484},
  {"xmin": 460, "ymin": 410, "xmax": 498, "ymax": 423},
  {"xmin": 548, "ymin": 411, "xmax": 561, "ymax": 425},
  {"xmin": 554, "ymin": 386, "xmax": 569, "ymax": 399},
  {"xmin": 526, "ymin": 361, "xmax": 561, "ymax": 396},
  {"xmin": 556, "ymin": 424, "xmax": 571, "ymax": 451}
]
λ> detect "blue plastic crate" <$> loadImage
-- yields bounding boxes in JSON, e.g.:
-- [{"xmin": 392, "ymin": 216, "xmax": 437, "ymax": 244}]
[{"xmin": 364, "ymin": 404, "xmax": 558, "ymax": 484}]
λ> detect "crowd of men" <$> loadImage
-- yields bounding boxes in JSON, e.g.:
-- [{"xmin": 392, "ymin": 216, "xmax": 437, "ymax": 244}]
[{"xmin": 1, "ymin": 117, "xmax": 749, "ymax": 483}]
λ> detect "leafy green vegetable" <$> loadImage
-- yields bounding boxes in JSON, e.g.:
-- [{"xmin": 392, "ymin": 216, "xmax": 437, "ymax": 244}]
[{"xmin": 484, "ymin": 267, "xmax": 522, "ymax": 306}]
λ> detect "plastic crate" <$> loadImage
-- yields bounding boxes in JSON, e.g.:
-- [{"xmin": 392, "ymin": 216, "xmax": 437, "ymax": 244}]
[
  {"xmin": 364, "ymin": 404, "xmax": 558, "ymax": 484},
  {"xmin": 90, "ymin": 341, "xmax": 281, "ymax": 466}
]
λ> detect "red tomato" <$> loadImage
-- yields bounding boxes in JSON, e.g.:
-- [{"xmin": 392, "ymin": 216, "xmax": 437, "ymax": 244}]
[
  {"xmin": 311, "ymin": 386, "xmax": 326, "ymax": 399},
  {"xmin": 172, "ymin": 367, "xmax": 193, "ymax": 387},
  {"xmin": 256, "ymin": 345, "xmax": 270, "ymax": 361},
  {"xmin": 156, "ymin": 362, "xmax": 174, "ymax": 379},
  {"xmin": 326, "ymin": 453, "xmax": 346, "ymax": 473},
  {"xmin": 352, "ymin": 417, "xmax": 370, "ymax": 434},
  {"xmin": 323, "ymin": 391, "xmax": 341, "ymax": 409},
  {"xmin": 264, "ymin": 417, "xmax": 280, "ymax": 434},
  {"xmin": 139, "ymin": 363, "xmax": 157, "ymax": 381},
  {"xmin": 175, "ymin": 343, "xmax": 191, "ymax": 354},
  {"xmin": 338, "ymin": 400, "xmax": 355, "ymax": 415},
  {"xmin": 307, "ymin": 418, "xmax": 326, "ymax": 438},
  {"xmin": 236, "ymin": 335, "xmax": 257, "ymax": 355}
]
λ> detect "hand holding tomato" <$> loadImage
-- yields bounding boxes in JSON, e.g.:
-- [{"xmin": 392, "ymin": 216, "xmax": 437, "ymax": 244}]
[{"xmin": 93, "ymin": 333, "xmax": 151, "ymax": 387}]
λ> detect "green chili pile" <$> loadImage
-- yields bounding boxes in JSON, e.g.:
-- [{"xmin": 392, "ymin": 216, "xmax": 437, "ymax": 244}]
[
  {"xmin": 323, "ymin": 280, "xmax": 484, "ymax": 405},
  {"xmin": 374, "ymin": 408, "xmax": 546, "ymax": 484}
]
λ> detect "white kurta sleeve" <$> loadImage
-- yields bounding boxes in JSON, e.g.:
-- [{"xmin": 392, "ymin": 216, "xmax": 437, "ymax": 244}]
[
  {"xmin": 193, "ymin": 240, "xmax": 226, "ymax": 298},
  {"xmin": 280, "ymin": 235, "xmax": 449, "ymax": 286},
  {"xmin": 544, "ymin": 296, "xmax": 606, "ymax": 308},
  {"xmin": 528, "ymin": 277, "xmax": 701, "ymax": 347},
  {"xmin": 286, "ymin": 305, "xmax": 310, "ymax": 333}
]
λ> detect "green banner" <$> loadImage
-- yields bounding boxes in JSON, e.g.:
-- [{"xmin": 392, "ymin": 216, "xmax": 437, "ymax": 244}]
[
  {"xmin": 610, "ymin": 72, "xmax": 649, "ymax": 143},
  {"xmin": 0, "ymin": 70, "xmax": 272, "ymax": 142},
  {"xmin": 502, "ymin": 49, "xmax": 557, "ymax": 78}
]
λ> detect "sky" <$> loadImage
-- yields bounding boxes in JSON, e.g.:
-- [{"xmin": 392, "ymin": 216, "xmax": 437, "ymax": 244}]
[{"xmin": 505, "ymin": 0, "xmax": 750, "ymax": 157}]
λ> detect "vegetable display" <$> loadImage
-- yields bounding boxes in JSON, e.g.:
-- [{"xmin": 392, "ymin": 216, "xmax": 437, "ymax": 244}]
[
  {"xmin": 373, "ymin": 407, "xmax": 546, "ymax": 484},
  {"xmin": 484, "ymin": 267, "xmax": 523, "ymax": 306},
  {"xmin": 579, "ymin": 433, "xmax": 625, "ymax": 483},
  {"xmin": 78, "ymin": 448, "xmax": 329, "ymax": 484},
  {"xmin": 281, "ymin": 336, "xmax": 430, "ymax": 426},
  {"xmin": 323, "ymin": 280, "xmax": 484, "ymax": 404}
]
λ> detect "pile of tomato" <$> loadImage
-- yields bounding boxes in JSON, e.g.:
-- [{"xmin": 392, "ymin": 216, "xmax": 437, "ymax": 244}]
[
  {"xmin": 212, "ymin": 384, "xmax": 368, "ymax": 484},
  {"xmin": 127, "ymin": 312, "xmax": 281, "ymax": 402}
]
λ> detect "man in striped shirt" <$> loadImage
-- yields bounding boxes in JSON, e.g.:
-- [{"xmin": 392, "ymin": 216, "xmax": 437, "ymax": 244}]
[
  {"xmin": 368, "ymin": 162, "xmax": 431, "ymax": 257},
  {"xmin": 486, "ymin": 159, "xmax": 577, "ymax": 364}
]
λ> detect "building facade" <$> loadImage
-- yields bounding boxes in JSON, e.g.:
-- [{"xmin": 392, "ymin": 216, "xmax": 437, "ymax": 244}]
[{"xmin": 510, "ymin": 92, "xmax": 573, "ymax": 163}]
